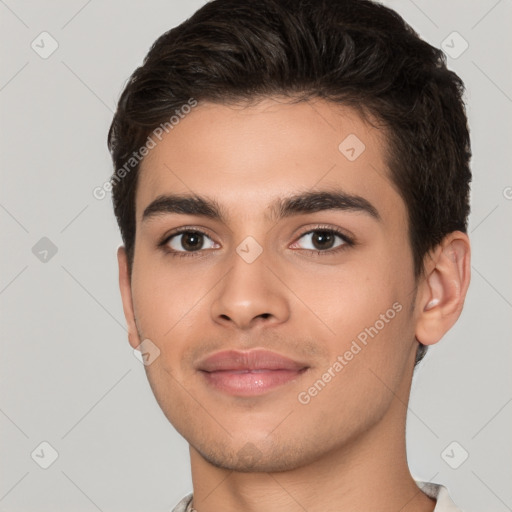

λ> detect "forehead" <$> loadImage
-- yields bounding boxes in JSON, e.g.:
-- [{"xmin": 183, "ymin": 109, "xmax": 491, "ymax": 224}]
[{"xmin": 136, "ymin": 98, "xmax": 404, "ymax": 224}]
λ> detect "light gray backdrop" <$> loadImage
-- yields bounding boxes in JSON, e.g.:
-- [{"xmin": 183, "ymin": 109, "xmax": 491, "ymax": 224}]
[{"xmin": 1, "ymin": 1, "xmax": 511, "ymax": 511}]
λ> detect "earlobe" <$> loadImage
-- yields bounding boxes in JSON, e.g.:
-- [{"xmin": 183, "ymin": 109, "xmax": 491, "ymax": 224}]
[
  {"xmin": 117, "ymin": 246, "xmax": 142, "ymax": 350},
  {"xmin": 415, "ymin": 232, "xmax": 471, "ymax": 346}
]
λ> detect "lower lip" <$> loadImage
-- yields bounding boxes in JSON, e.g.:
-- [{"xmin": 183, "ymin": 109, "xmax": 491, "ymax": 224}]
[{"xmin": 201, "ymin": 369, "xmax": 307, "ymax": 396}]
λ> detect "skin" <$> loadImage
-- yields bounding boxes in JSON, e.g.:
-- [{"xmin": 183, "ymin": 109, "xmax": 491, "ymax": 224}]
[{"xmin": 117, "ymin": 97, "xmax": 471, "ymax": 512}]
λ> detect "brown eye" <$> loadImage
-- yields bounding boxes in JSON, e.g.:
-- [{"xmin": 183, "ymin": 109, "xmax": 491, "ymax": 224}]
[
  {"xmin": 292, "ymin": 229, "xmax": 349, "ymax": 252},
  {"xmin": 311, "ymin": 231, "xmax": 336, "ymax": 250},
  {"xmin": 166, "ymin": 230, "xmax": 217, "ymax": 253},
  {"xmin": 181, "ymin": 232, "xmax": 203, "ymax": 251}
]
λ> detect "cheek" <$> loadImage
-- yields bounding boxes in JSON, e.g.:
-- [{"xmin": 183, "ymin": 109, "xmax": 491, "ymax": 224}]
[
  {"xmin": 297, "ymin": 260, "xmax": 404, "ymax": 338},
  {"xmin": 296, "ymin": 250, "xmax": 415, "ymax": 382},
  {"xmin": 130, "ymin": 255, "xmax": 205, "ymax": 339},
  {"xmin": 294, "ymin": 285, "xmax": 413, "ymax": 431},
  {"xmin": 129, "ymin": 255, "xmax": 228, "ymax": 381}
]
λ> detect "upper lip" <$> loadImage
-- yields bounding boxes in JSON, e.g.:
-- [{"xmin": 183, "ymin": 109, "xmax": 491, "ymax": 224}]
[{"xmin": 197, "ymin": 349, "xmax": 309, "ymax": 372}]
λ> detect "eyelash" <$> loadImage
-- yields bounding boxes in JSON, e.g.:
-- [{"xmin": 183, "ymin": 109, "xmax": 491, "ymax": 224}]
[{"xmin": 158, "ymin": 225, "xmax": 355, "ymax": 259}]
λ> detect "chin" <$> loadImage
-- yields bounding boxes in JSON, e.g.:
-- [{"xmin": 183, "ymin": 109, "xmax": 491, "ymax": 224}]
[{"xmin": 192, "ymin": 436, "xmax": 319, "ymax": 473}]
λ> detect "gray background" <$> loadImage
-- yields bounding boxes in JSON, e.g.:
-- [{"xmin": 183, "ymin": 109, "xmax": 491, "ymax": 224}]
[{"xmin": 1, "ymin": 1, "xmax": 511, "ymax": 511}]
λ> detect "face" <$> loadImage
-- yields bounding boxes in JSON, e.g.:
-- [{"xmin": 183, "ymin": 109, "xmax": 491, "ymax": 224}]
[{"xmin": 122, "ymin": 98, "xmax": 422, "ymax": 472}]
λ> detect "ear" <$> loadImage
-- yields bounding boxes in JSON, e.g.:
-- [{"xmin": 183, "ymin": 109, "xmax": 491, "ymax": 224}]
[
  {"xmin": 117, "ymin": 246, "xmax": 142, "ymax": 350},
  {"xmin": 415, "ymin": 231, "xmax": 471, "ymax": 346}
]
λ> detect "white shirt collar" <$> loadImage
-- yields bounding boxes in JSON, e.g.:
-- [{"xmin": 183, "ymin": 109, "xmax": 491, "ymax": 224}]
[{"xmin": 415, "ymin": 481, "xmax": 463, "ymax": 511}]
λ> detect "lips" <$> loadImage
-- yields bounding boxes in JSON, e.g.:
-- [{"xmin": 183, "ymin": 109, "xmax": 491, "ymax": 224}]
[
  {"xmin": 197, "ymin": 349, "xmax": 309, "ymax": 396},
  {"xmin": 197, "ymin": 349, "xmax": 308, "ymax": 372}
]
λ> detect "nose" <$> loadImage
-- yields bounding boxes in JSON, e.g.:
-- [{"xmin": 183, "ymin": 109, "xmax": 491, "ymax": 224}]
[{"xmin": 210, "ymin": 247, "xmax": 291, "ymax": 330}]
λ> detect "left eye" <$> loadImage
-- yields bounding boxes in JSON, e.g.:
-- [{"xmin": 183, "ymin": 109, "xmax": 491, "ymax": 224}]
[
  {"xmin": 167, "ymin": 231, "xmax": 218, "ymax": 252},
  {"xmin": 291, "ymin": 230, "xmax": 347, "ymax": 251}
]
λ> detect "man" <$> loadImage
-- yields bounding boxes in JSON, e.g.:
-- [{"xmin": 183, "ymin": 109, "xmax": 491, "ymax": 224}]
[{"xmin": 107, "ymin": 0, "xmax": 471, "ymax": 510}]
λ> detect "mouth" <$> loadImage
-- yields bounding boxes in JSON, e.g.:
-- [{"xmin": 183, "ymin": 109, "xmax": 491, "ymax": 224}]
[{"xmin": 197, "ymin": 349, "xmax": 310, "ymax": 396}]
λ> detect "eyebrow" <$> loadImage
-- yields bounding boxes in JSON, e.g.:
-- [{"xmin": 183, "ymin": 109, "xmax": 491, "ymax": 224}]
[{"xmin": 142, "ymin": 189, "xmax": 381, "ymax": 223}]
